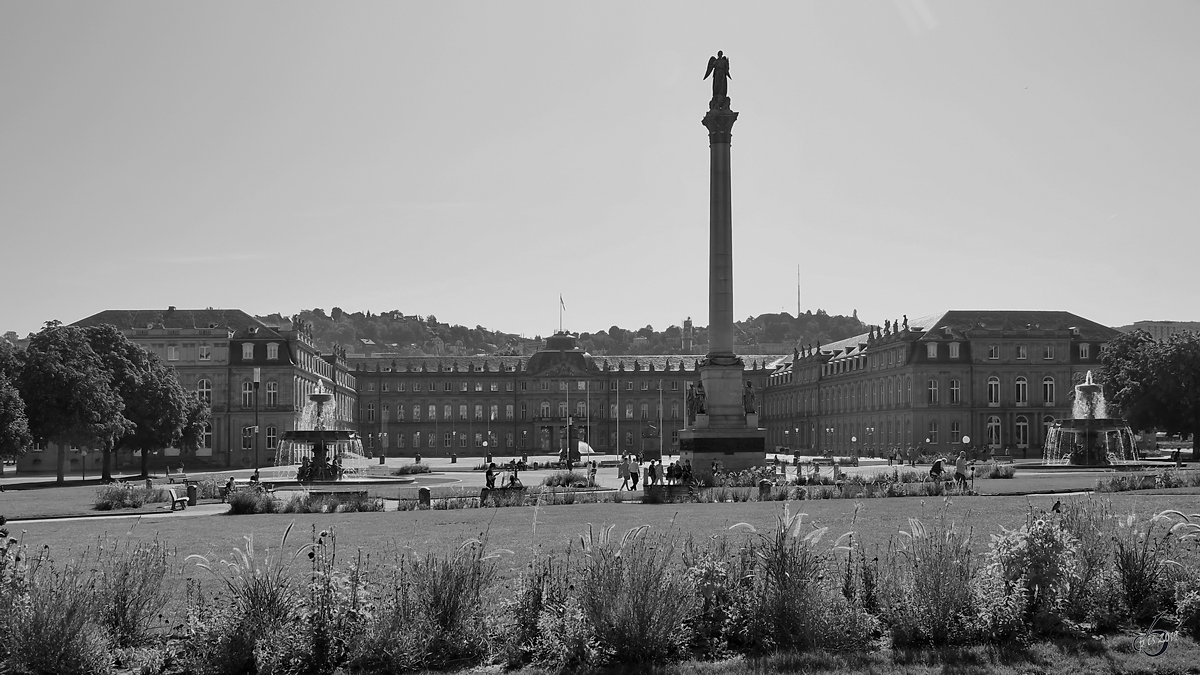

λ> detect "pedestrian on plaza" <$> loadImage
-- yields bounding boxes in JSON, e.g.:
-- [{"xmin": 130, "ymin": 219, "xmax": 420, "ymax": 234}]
[
  {"xmin": 587, "ymin": 460, "xmax": 598, "ymax": 487},
  {"xmin": 954, "ymin": 451, "xmax": 968, "ymax": 491},
  {"xmin": 619, "ymin": 457, "xmax": 630, "ymax": 491},
  {"xmin": 629, "ymin": 460, "xmax": 640, "ymax": 490},
  {"xmin": 929, "ymin": 457, "xmax": 946, "ymax": 481},
  {"xmin": 485, "ymin": 462, "xmax": 497, "ymax": 489},
  {"xmin": 647, "ymin": 460, "xmax": 659, "ymax": 485}
]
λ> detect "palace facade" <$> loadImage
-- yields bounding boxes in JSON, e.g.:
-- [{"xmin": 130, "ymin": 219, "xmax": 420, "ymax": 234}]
[
  {"xmin": 760, "ymin": 310, "xmax": 1122, "ymax": 456},
  {"xmin": 351, "ymin": 332, "xmax": 782, "ymax": 459}
]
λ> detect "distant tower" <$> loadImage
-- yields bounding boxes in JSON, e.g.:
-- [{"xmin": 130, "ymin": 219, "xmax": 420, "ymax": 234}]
[
  {"xmin": 683, "ymin": 317, "xmax": 694, "ymax": 352},
  {"xmin": 797, "ymin": 264, "xmax": 802, "ymax": 317}
]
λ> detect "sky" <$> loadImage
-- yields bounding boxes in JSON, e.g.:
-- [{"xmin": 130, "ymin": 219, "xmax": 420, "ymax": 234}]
[{"xmin": 2, "ymin": 1, "xmax": 1197, "ymax": 339}]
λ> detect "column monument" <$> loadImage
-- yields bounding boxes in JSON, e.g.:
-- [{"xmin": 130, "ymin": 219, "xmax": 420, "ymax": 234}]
[{"xmin": 679, "ymin": 51, "xmax": 767, "ymax": 479}]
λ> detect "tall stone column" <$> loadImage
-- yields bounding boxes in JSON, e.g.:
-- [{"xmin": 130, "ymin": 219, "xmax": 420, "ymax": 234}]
[{"xmin": 678, "ymin": 52, "xmax": 765, "ymax": 479}]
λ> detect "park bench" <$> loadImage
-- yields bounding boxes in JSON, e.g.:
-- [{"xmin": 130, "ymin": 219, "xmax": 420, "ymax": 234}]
[
  {"xmin": 166, "ymin": 488, "xmax": 188, "ymax": 511},
  {"xmin": 994, "ymin": 455, "xmax": 1015, "ymax": 464},
  {"xmin": 167, "ymin": 473, "xmax": 189, "ymax": 484}
]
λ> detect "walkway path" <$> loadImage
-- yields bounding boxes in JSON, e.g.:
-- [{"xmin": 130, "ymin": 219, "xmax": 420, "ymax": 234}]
[{"xmin": 12, "ymin": 503, "xmax": 230, "ymax": 524}]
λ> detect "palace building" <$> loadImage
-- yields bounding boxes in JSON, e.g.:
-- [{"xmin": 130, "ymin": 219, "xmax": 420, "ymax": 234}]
[
  {"xmin": 760, "ymin": 310, "xmax": 1122, "ymax": 457},
  {"xmin": 350, "ymin": 332, "xmax": 782, "ymax": 459}
]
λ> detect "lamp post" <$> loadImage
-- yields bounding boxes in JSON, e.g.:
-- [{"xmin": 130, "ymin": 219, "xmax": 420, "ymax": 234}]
[
  {"xmin": 851, "ymin": 435, "xmax": 857, "ymax": 461},
  {"xmin": 80, "ymin": 447, "xmax": 89, "ymax": 482},
  {"xmin": 253, "ymin": 367, "xmax": 261, "ymax": 471},
  {"xmin": 784, "ymin": 429, "xmax": 789, "ymax": 451},
  {"xmin": 866, "ymin": 426, "xmax": 875, "ymax": 457}
]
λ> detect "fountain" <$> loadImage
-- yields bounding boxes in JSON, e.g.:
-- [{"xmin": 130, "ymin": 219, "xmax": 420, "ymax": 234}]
[
  {"xmin": 1043, "ymin": 370, "xmax": 1139, "ymax": 466},
  {"xmin": 277, "ymin": 381, "xmax": 362, "ymax": 483}
]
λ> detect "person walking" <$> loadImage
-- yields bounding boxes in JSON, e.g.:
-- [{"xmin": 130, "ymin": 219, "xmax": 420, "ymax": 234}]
[
  {"xmin": 648, "ymin": 460, "xmax": 659, "ymax": 486},
  {"xmin": 629, "ymin": 459, "xmax": 640, "ymax": 490},
  {"xmin": 954, "ymin": 451, "xmax": 968, "ymax": 491},
  {"xmin": 485, "ymin": 462, "xmax": 497, "ymax": 489},
  {"xmin": 619, "ymin": 456, "xmax": 630, "ymax": 491}
]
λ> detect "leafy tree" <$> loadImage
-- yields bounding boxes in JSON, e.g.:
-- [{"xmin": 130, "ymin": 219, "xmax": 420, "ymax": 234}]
[
  {"xmin": 0, "ymin": 374, "xmax": 31, "ymax": 476},
  {"xmin": 1099, "ymin": 330, "xmax": 1200, "ymax": 458},
  {"xmin": 177, "ymin": 392, "xmax": 212, "ymax": 461},
  {"xmin": 17, "ymin": 323, "xmax": 130, "ymax": 483},
  {"xmin": 83, "ymin": 324, "xmax": 193, "ymax": 481}
]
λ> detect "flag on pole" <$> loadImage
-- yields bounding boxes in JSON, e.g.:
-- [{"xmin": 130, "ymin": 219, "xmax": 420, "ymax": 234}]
[{"xmin": 560, "ymin": 295, "xmax": 566, "ymax": 311}]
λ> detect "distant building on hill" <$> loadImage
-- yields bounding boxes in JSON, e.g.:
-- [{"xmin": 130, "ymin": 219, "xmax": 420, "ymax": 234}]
[{"xmin": 1116, "ymin": 320, "xmax": 1200, "ymax": 341}]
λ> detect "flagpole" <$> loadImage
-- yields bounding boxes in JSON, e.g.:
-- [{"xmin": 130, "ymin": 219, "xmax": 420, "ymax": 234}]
[
  {"xmin": 659, "ymin": 378, "xmax": 663, "ymax": 459},
  {"xmin": 615, "ymin": 377, "xmax": 620, "ymax": 458},
  {"xmin": 586, "ymin": 379, "xmax": 591, "ymax": 463}
]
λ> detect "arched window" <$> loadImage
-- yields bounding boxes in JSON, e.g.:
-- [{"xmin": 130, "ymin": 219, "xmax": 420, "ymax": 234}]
[
  {"xmin": 986, "ymin": 415, "xmax": 1001, "ymax": 447},
  {"xmin": 928, "ymin": 379, "xmax": 939, "ymax": 404},
  {"xmin": 1042, "ymin": 376, "xmax": 1055, "ymax": 405},
  {"xmin": 427, "ymin": 433, "xmax": 435, "ymax": 448},
  {"xmin": 987, "ymin": 376, "xmax": 1000, "ymax": 405},
  {"xmin": 1015, "ymin": 416, "xmax": 1029, "ymax": 447},
  {"xmin": 558, "ymin": 402, "xmax": 568, "ymax": 418},
  {"xmin": 540, "ymin": 401, "xmax": 551, "ymax": 418},
  {"xmin": 197, "ymin": 379, "xmax": 212, "ymax": 404},
  {"xmin": 1015, "ymin": 377, "xmax": 1028, "ymax": 404},
  {"xmin": 428, "ymin": 404, "xmax": 436, "ymax": 421},
  {"xmin": 576, "ymin": 401, "xmax": 586, "ymax": 418},
  {"xmin": 411, "ymin": 404, "xmax": 419, "ymax": 422},
  {"xmin": 413, "ymin": 432, "xmax": 421, "ymax": 448}
]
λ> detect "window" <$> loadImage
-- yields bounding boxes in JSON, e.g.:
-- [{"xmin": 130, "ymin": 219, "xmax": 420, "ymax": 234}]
[
  {"xmin": 540, "ymin": 401, "xmax": 551, "ymax": 417},
  {"xmin": 456, "ymin": 405, "xmax": 465, "ymax": 420},
  {"xmin": 396, "ymin": 404, "xmax": 405, "ymax": 421},
  {"xmin": 475, "ymin": 382, "xmax": 483, "ymax": 392},
  {"xmin": 576, "ymin": 401, "xmax": 586, "ymax": 418},
  {"xmin": 625, "ymin": 431, "xmax": 633, "ymax": 447},
  {"xmin": 397, "ymin": 382, "xmax": 406, "ymax": 392},
  {"xmin": 1017, "ymin": 345, "xmax": 1027, "ymax": 360},
  {"xmin": 610, "ymin": 404, "xmax": 618, "ymax": 419},
  {"xmin": 928, "ymin": 421, "xmax": 939, "ymax": 444},
  {"xmin": 625, "ymin": 403, "xmax": 634, "ymax": 419},
  {"xmin": 610, "ymin": 381, "xmax": 618, "ymax": 391},
  {"xmin": 506, "ymin": 432, "xmax": 514, "ymax": 448},
  {"xmin": 986, "ymin": 416, "xmax": 1001, "ymax": 447},
  {"xmin": 490, "ymin": 382, "xmax": 498, "ymax": 392},
  {"xmin": 926, "ymin": 344, "xmax": 937, "ymax": 359},
  {"xmin": 198, "ymin": 344, "xmax": 211, "ymax": 361},
  {"xmin": 459, "ymin": 433, "xmax": 467, "ymax": 448},
  {"xmin": 242, "ymin": 426, "xmax": 254, "ymax": 450},
  {"xmin": 949, "ymin": 379, "xmax": 961, "ymax": 404},
  {"xmin": 444, "ymin": 433, "xmax": 452, "ymax": 448},
  {"xmin": 949, "ymin": 343, "xmax": 959, "ymax": 359},
  {"xmin": 640, "ymin": 403, "xmax": 649, "ymax": 419},
  {"xmin": 241, "ymin": 382, "xmax": 254, "ymax": 407},
  {"xmin": 427, "ymin": 433, "xmax": 434, "ymax": 449},
  {"xmin": 506, "ymin": 404, "xmax": 514, "ymax": 420},
  {"xmin": 558, "ymin": 380, "xmax": 567, "ymax": 391},
  {"xmin": 382, "ymin": 383, "xmax": 389, "ymax": 392},
  {"xmin": 671, "ymin": 380, "xmax": 679, "ymax": 391},
  {"xmin": 461, "ymin": 381, "xmax": 469, "ymax": 392},
  {"xmin": 927, "ymin": 379, "xmax": 939, "ymax": 404},
  {"xmin": 626, "ymin": 381, "xmax": 633, "ymax": 391},
  {"xmin": 475, "ymin": 433, "xmax": 483, "ymax": 448},
  {"xmin": 540, "ymin": 380, "xmax": 549, "ymax": 390},
  {"xmin": 366, "ymin": 403, "xmax": 376, "ymax": 422},
  {"xmin": 267, "ymin": 343, "xmax": 279, "ymax": 360},
  {"xmin": 949, "ymin": 421, "xmax": 960, "ymax": 443},
  {"xmin": 1042, "ymin": 377, "xmax": 1055, "ymax": 405},
  {"xmin": 382, "ymin": 405, "xmax": 390, "ymax": 422},
  {"xmin": 1079, "ymin": 344, "xmax": 1090, "ymax": 359},
  {"xmin": 490, "ymin": 404, "xmax": 499, "ymax": 421},
  {"xmin": 413, "ymin": 382, "xmax": 421, "ymax": 392},
  {"xmin": 988, "ymin": 345, "xmax": 999, "ymax": 360},
  {"xmin": 444, "ymin": 404, "xmax": 452, "ymax": 420},
  {"xmin": 639, "ymin": 381, "xmax": 648, "ymax": 391},
  {"xmin": 443, "ymin": 382, "xmax": 451, "ymax": 392},
  {"xmin": 167, "ymin": 345, "xmax": 180, "ymax": 361},
  {"xmin": 413, "ymin": 432, "xmax": 420, "ymax": 448},
  {"xmin": 577, "ymin": 381, "xmax": 586, "ymax": 391},
  {"xmin": 412, "ymin": 405, "xmax": 420, "ymax": 422},
  {"xmin": 197, "ymin": 379, "xmax": 212, "ymax": 404},
  {"xmin": 520, "ymin": 403, "xmax": 527, "ymax": 420},
  {"xmin": 671, "ymin": 403, "xmax": 679, "ymax": 419},
  {"xmin": 558, "ymin": 401, "xmax": 567, "ymax": 418},
  {"xmin": 987, "ymin": 376, "xmax": 1000, "ymax": 405},
  {"xmin": 1044, "ymin": 345, "xmax": 1054, "ymax": 360},
  {"xmin": 506, "ymin": 382, "xmax": 514, "ymax": 392},
  {"xmin": 201, "ymin": 423, "xmax": 212, "ymax": 449},
  {"xmin": 266, "ymin": 425, "xmax": 278, "ymax": 450},
  {"xmin": 427, "ymin": 404, "xmax": 435, "ymax": 421},
  {"xmin": 1015, "ymin": 416, "xmax": 1029, "ymax": 447},
  {"xmin": 266, "ymin": 381, "xmax": 278, "ymax": 407},
  {"xmin": 471, "ymin": 404, "xmax": 480, "ymax": 421}
]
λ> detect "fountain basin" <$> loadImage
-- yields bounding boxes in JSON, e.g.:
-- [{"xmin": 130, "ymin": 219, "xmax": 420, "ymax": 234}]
[{"xmin": 1044, "ymin": 418, "xmax": 1140, "ymax": 466}]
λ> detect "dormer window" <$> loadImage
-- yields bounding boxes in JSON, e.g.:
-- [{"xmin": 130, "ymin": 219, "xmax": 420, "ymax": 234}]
[
  {"xmin": 266, "ymin": 343, "xmax": 279, "ymax": 360},
  {"xmin": 241, "ymin": 344, "xmax": 254, "ymax": 360}
]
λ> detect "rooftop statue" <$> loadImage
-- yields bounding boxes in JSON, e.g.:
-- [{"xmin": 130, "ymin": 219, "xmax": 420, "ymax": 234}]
[{"xmin": 704, "ymin": 50, "xmax": 731, "ymax": 108}]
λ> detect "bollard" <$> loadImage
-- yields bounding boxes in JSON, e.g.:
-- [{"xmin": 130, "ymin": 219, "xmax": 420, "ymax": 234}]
[
  {"xmin": 379, "ymin": 455, "xmax": 385, "ymax": 465},
  {"xmin": 451, "ymin": 454, "xmax": 457, "ymax": 464},
  {"xmin": 418, "ymin": 487, "xmax": 431, "ymax": 508},
  {"xmin": 186, "ymin": 482, "xmax": 198, "ymax": 507}
]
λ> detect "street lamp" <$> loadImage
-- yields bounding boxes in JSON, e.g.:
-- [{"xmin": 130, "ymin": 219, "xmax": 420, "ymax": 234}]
[
  {"xmin": 253, "ymin": 367, "xmax": 261, "ymax": 471},
  {"xmin": 866, "ymin": 426, "xmax": 875, "ymax": 457},
  {"xmin": 80, "ymin": 447, "xmax": 89, "ymax": 482}
]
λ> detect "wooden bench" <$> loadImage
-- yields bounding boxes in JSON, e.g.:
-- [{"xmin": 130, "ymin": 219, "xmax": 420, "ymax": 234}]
[
  {"xmin": 994, "ymin": 455, "xmax": 1015, "ymax": 464},
  {"xmin": 166, "ymin": 488, "xmax": 188, "ymax": 511}
]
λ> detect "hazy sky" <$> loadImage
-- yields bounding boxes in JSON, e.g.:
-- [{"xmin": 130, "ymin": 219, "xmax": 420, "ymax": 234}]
[{"xmin": 2, "ymin": 1, "xmax": 1197, "ymax": 339}]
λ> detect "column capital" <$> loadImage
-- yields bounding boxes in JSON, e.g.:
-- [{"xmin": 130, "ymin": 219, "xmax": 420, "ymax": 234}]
[{"xmin": 702, "ymin": 106, "xmax": 739, "ymax": 145}]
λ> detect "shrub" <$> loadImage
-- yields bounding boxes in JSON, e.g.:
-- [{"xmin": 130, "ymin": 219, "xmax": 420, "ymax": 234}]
[
  {"xmin": 1058, "ymin": 497, "xmax": 1121, "ymax": 628},
  {"xmin": 982, "ymin": 516, "xmax": 1079, "ymax": 634},
  {"xmin": 93, "ymin": 539, "xmax": 172, "ymax": 648},
  {"xmin": 9, "ymin": 550, "xmax": 112, "ymax": 675},
  {"xmin": 227, "ymin": 489, "xmax": 278, "ymax": 515},
  {"xmin": 575, "ymin": 525, "xmax": 698, "ymax": 664},
  {"xmin": 350, "ymin": 538, "xmax": 496, "ymax": 672},
  {"xmin": 542, "ymin": 470, "xmax": 588, "ymax": 488},
  {"xmin": 280, "ymin": 493, "xmax": 384, "ymax": 513},
  {"xmin": 1113, "ymin": 511, "xmax": 1178, "ymax": 621},
  {"xmin": 392, "ymin": 463, "xmax": 431, "ymax": 475},
  {"xmin": 975, "ymin": 463, "xmax": 1017, "ymax": 479},
  {"xmin": 879, "ymin": 512, "xmax": 977, "ymax": 647},
  {"xmin": 181, "ymin": 525, "xmax": 302, "ymax": 674},
  {"xmin": 94, "ymin": 485, "xmax": 167, "ymax": 510}
]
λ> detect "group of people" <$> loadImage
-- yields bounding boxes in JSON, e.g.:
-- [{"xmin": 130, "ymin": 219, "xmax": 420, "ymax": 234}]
[
  {"xmin": 886, "ymin": 447, "xmax": 919, "ymax": 467},
  {"xmin": 617, "ymin": 456, "xmax": 693, "ymax": 490},
  {"xmin": 484, "ymin": 462, "xmax": 523, "ymax": 489},
  {"xmin": 928, "ymin": 451, "xmax": 971, "ymax": 490}
]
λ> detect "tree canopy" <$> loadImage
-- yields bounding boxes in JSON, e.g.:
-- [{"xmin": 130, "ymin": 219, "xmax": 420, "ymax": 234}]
[{"xmin": 1098, "ymin": 329, "xmax": 1200, "ymax": 454}]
